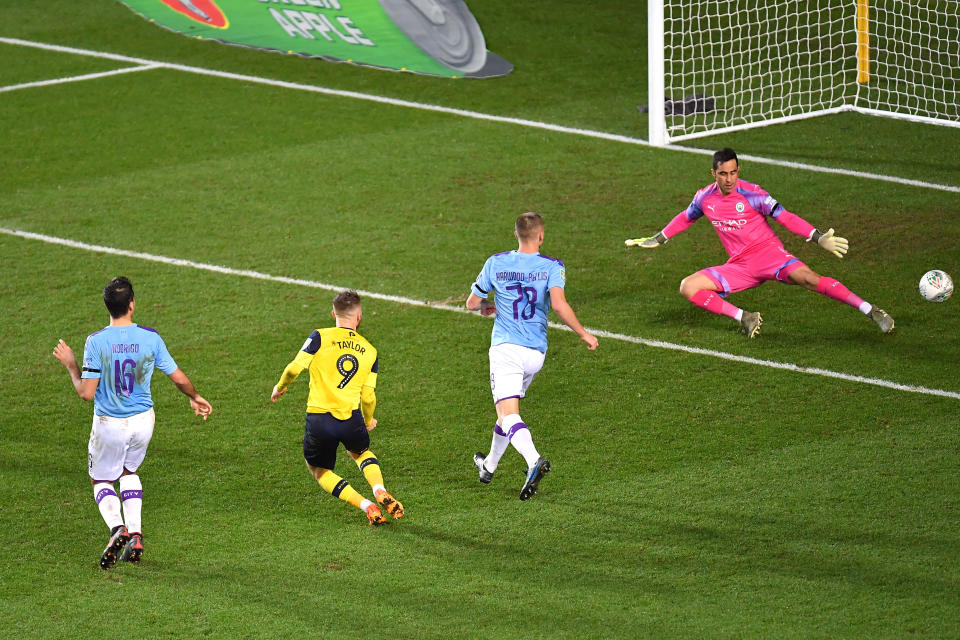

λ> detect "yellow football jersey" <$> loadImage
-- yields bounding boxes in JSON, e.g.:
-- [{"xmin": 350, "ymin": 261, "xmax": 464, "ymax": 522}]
[{"xmin": 276, "ymin": 326, "xmax": 378, "ymax": 420}]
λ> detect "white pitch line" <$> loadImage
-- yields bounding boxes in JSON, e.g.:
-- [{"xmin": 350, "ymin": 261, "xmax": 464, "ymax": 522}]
[
  {"xmin": 0, "ymin": 64, "xmax": 162, "ymax": 94},
  {"xmin": 2, "ymin": 36, "xmax": 958, "ymax": 194},
  {"xmin": 586, "ymin": 328, "xmax": 960, "ymax": 400},
  {"xmin": 3, "ymin": 226, "xmax": 958, "ymax": 401}
]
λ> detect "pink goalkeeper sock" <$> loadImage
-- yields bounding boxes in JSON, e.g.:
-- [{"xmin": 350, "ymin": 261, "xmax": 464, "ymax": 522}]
[
  {"xmin": 816, "ymin": 277, "xmax": 865, "ymax": 309},
  {"xmin": 689, "ymin": 289, "xmax": 741, "ymax": 319}
]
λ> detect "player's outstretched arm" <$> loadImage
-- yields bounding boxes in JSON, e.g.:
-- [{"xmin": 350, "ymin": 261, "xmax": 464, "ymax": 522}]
[
  {"xmin": 549, "ymin": 288, "xmax": 598, "ymax": 350},
  {"xmin": 625, "ymin": 231, "xmax": 668, "ymax": 249},
  {"xmin": 627, "ymin": 212, "xmax": 695, "ymax": 248},
  {"xmin": 168, "ymin": 368, "xmax": 212, "ymax": 420},
  {"xmin": 272, "ymin": 358, "xmax": 307, "ymax": 402},
  {"xmin": 808, "ymin": 228, "xmax": 849, "ymax": 259},
  {"xmin": 52, "ymin": 339, "xmax": 98, "ymax": 400}
]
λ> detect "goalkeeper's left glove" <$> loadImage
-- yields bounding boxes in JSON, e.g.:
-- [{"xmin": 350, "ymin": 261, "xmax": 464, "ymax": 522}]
[
  {"xmin": 809, "ymin": 228, "xmax": 848, "ymax": 258},
  {"xmin": 625, "ymin": 231, "xmax": 668, "ymax": 248}
]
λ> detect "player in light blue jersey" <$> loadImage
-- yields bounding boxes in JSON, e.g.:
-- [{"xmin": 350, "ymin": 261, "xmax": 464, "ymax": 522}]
[
  {"xmin": 466, "ymin": 212, "xmax": 598, "ymax": 500},
  {"xmin": 53, "ymin": 277, "xmax": 212, "ymax": 569},
  {"xmin": 83, "ymin": 325, "xmax": 178, "ymax": 418}
]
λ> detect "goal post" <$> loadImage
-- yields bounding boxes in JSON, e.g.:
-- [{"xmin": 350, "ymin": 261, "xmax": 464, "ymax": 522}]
[
  {"xmin": 647, "ymin": 0, "xmax": 667, "ymax": 146},
  {"xmin": 856, "ymin": 0, "xmax": 870, "ymax": 83},
  {"xmin": 648, "ymin": 0, "xmax": 960, "ymax": 146}
]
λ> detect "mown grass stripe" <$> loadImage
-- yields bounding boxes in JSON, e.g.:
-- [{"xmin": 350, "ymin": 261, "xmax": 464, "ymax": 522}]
[{"xmin": 1, "ymin": 36, "xmax": 958, "ymax": 194}]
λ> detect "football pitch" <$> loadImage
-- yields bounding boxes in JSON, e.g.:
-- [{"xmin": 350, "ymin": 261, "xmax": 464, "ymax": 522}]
[{"xmin": 1, "ymin": 2, "xmax": 958, "ymax": 638}]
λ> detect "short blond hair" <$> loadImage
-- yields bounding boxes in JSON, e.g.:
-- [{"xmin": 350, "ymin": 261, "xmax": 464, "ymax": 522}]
[{"xmin": 515, "ymin": 211, "xmax": 544, "ymax": 242}]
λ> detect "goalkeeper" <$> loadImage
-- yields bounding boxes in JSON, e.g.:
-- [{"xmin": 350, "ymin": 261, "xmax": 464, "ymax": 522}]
[{"xmin": 626, "ymin": 147, "xmax": 894, "ymax": 337}]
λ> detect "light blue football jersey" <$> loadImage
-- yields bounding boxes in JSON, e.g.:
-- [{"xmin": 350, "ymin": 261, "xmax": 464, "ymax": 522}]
[
  {"xmin": 81, "ymin": 324, "xmax": 178, "ymax": 418},
  {"xmin": 471, "ymin": 250, "xmax": 566, "ymax": 353}
]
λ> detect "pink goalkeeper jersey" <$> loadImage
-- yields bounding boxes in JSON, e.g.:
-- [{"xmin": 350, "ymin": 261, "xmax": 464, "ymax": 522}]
[{"xmin": 663, "ymin": 179, "xmax": 815, "ymax": 259}]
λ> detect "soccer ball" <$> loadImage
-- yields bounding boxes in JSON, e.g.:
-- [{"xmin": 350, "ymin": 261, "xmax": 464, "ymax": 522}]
[{"xmin": 918, "ymin": 270, "xmax": 953, "ymax": 303}]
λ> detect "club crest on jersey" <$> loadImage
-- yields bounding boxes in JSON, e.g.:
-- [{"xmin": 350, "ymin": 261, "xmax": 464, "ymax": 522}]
[{"xmin": 735, "ymin": 202, "xmax": 745, "ymax": 212}]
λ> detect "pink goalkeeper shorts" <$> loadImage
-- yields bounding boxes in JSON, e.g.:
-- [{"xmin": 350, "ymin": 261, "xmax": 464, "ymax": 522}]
[{"xmin": 700, "ymin": 242, "xmax": 807, "ymax": 296}]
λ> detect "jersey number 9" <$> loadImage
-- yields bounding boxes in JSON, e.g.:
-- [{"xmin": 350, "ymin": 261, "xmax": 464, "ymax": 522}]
[{"xmin": 336, "ymin": 354, "xmax": 360, "ymax": 389}]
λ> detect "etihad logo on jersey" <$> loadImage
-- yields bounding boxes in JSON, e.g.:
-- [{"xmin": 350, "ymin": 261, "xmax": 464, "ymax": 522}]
[
  {"xmin": 712, "ymin": 218, "xmax": 748, "ymax": 231},
  {"xmin": 159, "ymin": 0, "xmax": 228, "ymax": 28}
]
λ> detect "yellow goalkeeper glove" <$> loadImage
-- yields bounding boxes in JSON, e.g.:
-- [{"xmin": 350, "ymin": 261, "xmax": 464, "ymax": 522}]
[
  {"xmin": 625, "ymin": 232, "xmax": 667, "ymax": 248},
  {"xmin": 810, "ymin": 228, "xmax": 848, "ymax": 258}
]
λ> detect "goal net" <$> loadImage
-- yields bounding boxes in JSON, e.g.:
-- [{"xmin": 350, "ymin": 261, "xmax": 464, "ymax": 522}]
[{"xmin": 648, "ymin": 0, "xmax": 960, "ymax": 145}]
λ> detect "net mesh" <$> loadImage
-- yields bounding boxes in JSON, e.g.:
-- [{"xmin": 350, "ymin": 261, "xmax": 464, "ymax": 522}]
[
  {"xmin": 661, "ymin": 0, "xmax": 960, "ymax": 141},
  {"xmin": 863, "ymin": 2, "xmax": 960, "ymax": 120}
]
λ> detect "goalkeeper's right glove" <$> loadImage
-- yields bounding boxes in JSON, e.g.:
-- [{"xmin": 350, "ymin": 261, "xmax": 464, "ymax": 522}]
[
  {"xmin": 625, "ymin": 231, "xmax": 667, "ymax": 248},
  {"xmin": 809, "ymin": 228, "xmax": 848, "ymax": 259}
]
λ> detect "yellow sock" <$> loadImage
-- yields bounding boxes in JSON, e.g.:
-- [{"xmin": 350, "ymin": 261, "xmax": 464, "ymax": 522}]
[
  {"xmin": 316, "ymin": 469, "xmax": 366, "ymax": 510},
  {"xmin": 354, "ymin": 450, "xmax": 385, "ymax": 491}
]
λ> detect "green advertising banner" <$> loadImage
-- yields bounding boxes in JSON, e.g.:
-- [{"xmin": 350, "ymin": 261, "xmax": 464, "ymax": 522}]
[{"xmin": 118, "ymin": 0, "xmax": 512, "ymax": 78}]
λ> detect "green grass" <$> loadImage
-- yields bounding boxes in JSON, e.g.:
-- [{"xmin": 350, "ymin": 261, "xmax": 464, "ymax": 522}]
[{"xmin": 1, "ymin": 2, "xmax": 959, "ymax": 638}]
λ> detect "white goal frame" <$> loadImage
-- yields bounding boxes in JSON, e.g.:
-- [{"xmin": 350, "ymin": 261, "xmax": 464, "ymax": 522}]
[{"xmin": 648, "ymin": 0, "xmax": 960, "ymax": 145}]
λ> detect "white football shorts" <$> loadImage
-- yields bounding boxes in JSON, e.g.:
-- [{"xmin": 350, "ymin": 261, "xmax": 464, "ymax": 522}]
[
  {"xmin": 88, "ymin": 408, "xmax": 155, "ymax": 481},
  {"xmin": 488, "ymin": 343, "xmax": 545, "ymax": 404}
]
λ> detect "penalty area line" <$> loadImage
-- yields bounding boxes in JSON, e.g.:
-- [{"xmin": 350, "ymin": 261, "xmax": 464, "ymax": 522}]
[
  {"xmin": 0, "ymin": 64, "xmax": 162, "ymax": 94},
  {"xmin": 3, "ymin": 226, "xmax": 958, "ymax": 401}
]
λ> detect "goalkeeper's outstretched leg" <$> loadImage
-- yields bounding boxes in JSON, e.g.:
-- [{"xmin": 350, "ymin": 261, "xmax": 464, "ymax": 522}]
[
  {"xmin": 790, "ymin": 269, "xmax": 895, "ymax": 333},
  {"xmin": 679, "ymin": 273, "xmax": 763, "ymax": 338}
]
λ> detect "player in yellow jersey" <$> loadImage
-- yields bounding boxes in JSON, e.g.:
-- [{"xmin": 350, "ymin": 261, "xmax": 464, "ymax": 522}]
[{"xmin": 270, "ymin": 290, "xmax": 403, "ymax": 526}]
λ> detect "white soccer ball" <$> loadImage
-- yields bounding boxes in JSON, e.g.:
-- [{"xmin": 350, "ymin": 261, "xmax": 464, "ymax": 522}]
[{"xmin": 918, "ymin": 269, "xmax": 953, "ymax": 303}]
